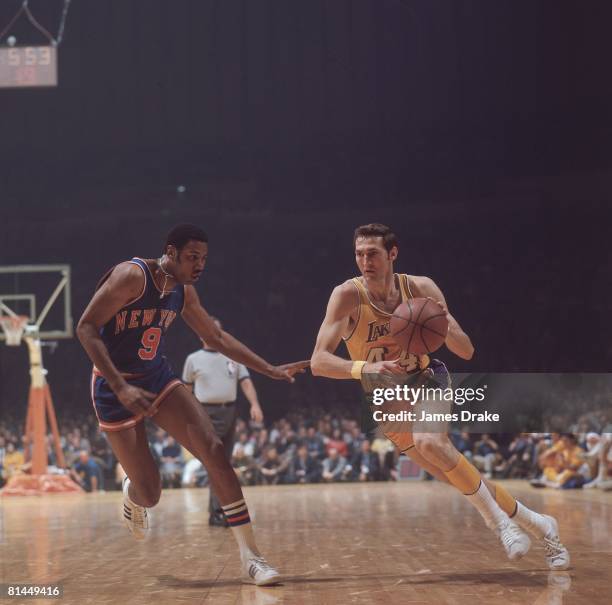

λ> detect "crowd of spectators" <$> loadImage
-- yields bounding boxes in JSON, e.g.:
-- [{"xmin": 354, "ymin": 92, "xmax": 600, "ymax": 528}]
[
  {"xmin": 1, "ymin": 405, "xmax": 610, "ymax": 493},
  {"xmin": 0, "ymin": 413, "xmax": 109, "ymax": 491},
  {"xmin": 450, "ymin": 426, "xmax": 612, "ymax": 490},
  {"xmin": 159, "ymin": 412, "xmax": 399, "ymax": 489}
]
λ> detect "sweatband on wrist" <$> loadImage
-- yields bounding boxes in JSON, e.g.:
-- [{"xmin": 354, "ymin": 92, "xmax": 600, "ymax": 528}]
[{"xmin": 351, "ymin": 361, "xmax": 366, "ymax": 380}]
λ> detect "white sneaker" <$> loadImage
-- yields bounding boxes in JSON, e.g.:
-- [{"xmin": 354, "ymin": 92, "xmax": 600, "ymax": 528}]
[
  {"xmin": 242, "ymin": 555, "xmax": 282, "ymax": 586},
  {"xmin": 495, "ymin": 519, "xmax": 531, "ymax": 561},
  {"xmin": 122, "ymin": 477, "xmax": 149, "ymax": 540},
  {"xmin": 541, "ymin": 515, "xmax": 570, "ymax": 570}
]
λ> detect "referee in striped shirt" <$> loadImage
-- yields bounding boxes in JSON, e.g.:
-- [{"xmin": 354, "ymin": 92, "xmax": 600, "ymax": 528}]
[{"xmin": 182, "ymin": 317, "xmax": 264, "ymax": 526}]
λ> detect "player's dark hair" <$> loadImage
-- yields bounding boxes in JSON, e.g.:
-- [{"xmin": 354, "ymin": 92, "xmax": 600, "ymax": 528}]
[
  {"xmin": 164, "ymin": 224, "xmax": 208, "ymax": 253},
  {"xmin": 353, "ymin": 223, "xmax": 398, "ymax": 252}
]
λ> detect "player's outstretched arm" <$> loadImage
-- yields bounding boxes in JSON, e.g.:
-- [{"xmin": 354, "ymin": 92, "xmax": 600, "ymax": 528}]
[
  {"xmin": 412, "ymin": 276, "xmax": 474, "ymax": 360},
  {"xmin": 77, "ymin": 263, "xmax": 157, "ymax": 415},
  {"xmin": 311, "ymin": 282, "xmax": 401, "ymax": 379},
  {"xmin": 181, "ymin": 285, "xmax": 308, "ymax": 383}
]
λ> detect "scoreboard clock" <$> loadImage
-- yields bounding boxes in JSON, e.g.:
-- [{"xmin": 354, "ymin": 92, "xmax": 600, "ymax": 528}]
[{"xmin": 0, "ymin": 46, "xmax": 57, "ymax": 88}]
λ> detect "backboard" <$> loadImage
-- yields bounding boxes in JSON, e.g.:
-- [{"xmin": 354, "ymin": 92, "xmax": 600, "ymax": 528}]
[{"xmin": 0, "ymin": 265, "xmax": 73, "ymax": 341}]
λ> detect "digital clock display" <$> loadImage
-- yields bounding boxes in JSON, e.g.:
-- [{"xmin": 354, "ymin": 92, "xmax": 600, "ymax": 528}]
[{"xmin": 0, "ymin": 46, "xmax": 57, "ymax": 88}]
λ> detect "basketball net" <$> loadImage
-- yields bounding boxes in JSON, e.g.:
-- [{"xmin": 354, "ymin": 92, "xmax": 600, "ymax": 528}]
[{"xmin": 0, "ymin": 314, "xmax": 29, "ymax": 346}]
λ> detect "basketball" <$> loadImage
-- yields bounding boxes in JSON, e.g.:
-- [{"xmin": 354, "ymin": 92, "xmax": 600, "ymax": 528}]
[{"xmin": 390, "ymin": 297, "xmax": 449, "ymax": 355}]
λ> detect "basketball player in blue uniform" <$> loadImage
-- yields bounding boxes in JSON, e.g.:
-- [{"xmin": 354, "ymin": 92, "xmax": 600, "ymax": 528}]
[{"xmin": 77, "ymin": 224, "xmax": 308, "ymax": 586}]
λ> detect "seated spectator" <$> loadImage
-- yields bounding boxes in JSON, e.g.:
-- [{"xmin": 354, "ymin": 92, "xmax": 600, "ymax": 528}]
[
  {"xmin": 91, "ymin": 427, "xmax": 113, "ymax": 469},
  {"xmin": 234, "ymin": 417, "xmax": 248, "ymax": 434},
  {"xmin": 536, "ymin": 433, "xmax": 558, "ymax": 457},
  {"xmin": 322, "ymin": 448, "xmax": 346, "ymax": 482},
  {"xmin": 160, "ymin": 436, "xmax": 183, "ymax": 488},
  {"xmin": 296, "ymin": 425, "xmax": 308, "ymax": 447},
  {"xmin": 252, "ymin": 428, "xmax": 269, "ymax": 460},
  {"xmin": 349, "ymin": 440, "xmax": 381, "ymax": 482},
  {"xmin": 496, "ymin": 434, "xmax": 535, "ymax": 479},
  {"xmin": 232, "ymin": 431, "xmax": 255, "ymax": 458},
  {"xmin": 473, "ymin": 434, "xmax": 499, "ymax": 479},
  {"xmin": 325, "ymin": 428, "xmax": 348, "ymax": 458},
  {"xmin": 258, "ymin": 447, "xmax": 285, "ymax": 485},
  {"xmin": 531, "ymin": 433, "xmax": 585, "ymax": 488},
  {"xmin": 232, "ymin": 445, "xmax": 256, "ymax": 486},
  {"xmin": 371, "ymin": 436, "xmax": 398, "ymax": 481},
  {"xmin": 288, "ymin": 445, "xmax": 321, "ymax": 484},
  {"xmin": 63, "ymin": 433, "xmax": 83, "ymax": 467},
  {"xmin": 73, "ymin": 428, "xmax": 91, "ymax": 453},
  {"xmin": 346, "ymin": 425, "xmax": 366, "ymax": 459},
  {"xmin": 583, "ymin": 433, "xmax": 612, "ymax": 490},
  {"xmin": 268, "ymin": 422, "xmax": 281, "ymax": 446},
  {"xmin": 70, "ymin": 450, "xmax": 103, "ymax": 492},
  {"xmin": 45, "ymin": 434, "xmax": 59, "ymax": 468},
  {"xmin": 151, "ymin": 428, "xmax": 167, "ymax": 459},
  {"xmin": 181, "ymin": 447, "xmax": 208, "ymax": 488},
  {"xmin": 276, "ymin": 425, "xmax": 298, "ymax": 456},
  {"xmin": 305, "ymin": 426, "xmax": 325, "ymax": 460},
  {"xmin": 2, "ymin": 442, "xmax": 26, "ymax": 481},
  {"xmin": 450, "ymin": 428, "xmax": 472, "ymax": 460}
]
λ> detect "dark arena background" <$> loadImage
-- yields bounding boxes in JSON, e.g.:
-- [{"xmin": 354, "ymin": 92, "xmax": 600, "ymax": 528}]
[{"xmin": 1, "ymin": 2, "xmax": 611, "ymax": 604}]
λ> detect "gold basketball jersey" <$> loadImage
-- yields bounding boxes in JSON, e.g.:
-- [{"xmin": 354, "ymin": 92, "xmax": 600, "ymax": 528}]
[{"xmin": 343, "ymin": 273, "xmax": 430, "ymax": 372}]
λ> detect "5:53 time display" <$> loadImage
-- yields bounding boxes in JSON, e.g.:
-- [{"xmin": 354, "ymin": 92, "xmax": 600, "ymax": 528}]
[{"xmin": 0, "ymin": 46, "xmax": 57, "ymax": 88}]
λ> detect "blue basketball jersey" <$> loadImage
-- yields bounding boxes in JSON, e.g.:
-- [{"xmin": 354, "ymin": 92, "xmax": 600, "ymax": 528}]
[{"xmin": 98, "ymin": 258, "xmax": 185, "ymax": 373}]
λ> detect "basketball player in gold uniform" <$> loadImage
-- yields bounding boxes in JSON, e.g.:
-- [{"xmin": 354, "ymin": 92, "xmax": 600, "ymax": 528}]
[{"xmin": 310, "ymin": 223, "xmax": 569, "ymax": 570}]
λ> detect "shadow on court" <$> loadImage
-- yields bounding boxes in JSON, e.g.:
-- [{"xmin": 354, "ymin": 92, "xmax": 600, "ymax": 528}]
[
  {"xmin": 156, "ymin": 568, "xmax": 554, "ymax": 590},
  {"xmin": 156, "ymin": 574, "xmax": 340, "ymax": 589}
]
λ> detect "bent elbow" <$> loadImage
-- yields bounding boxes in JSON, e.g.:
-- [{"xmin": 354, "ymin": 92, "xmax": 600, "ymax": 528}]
[
  {"xmin": 310, "ymin": 356, "xmax": 323, "ymax": 376},
  {"xmin": 75, "ymin": 320, "xmax": 90, "ymax": 344}
]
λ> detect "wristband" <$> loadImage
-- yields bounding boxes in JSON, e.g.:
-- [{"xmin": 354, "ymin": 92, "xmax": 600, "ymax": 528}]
[{"xmin": 351, "ymin": 361, "xmax": 366, "ymax": 380}]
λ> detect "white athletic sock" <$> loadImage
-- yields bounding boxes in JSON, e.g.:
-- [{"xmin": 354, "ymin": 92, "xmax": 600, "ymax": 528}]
[
  {"xmin": 221, "ymin": 498, "xmax": 261, "ymax": 561},
  {"xmin": 465, "ymin": 481, "xmax": 508, "ymax": 529},
  {"xmin": 514, "ymin": 501, "xmax": 550, "ymax": 538}
]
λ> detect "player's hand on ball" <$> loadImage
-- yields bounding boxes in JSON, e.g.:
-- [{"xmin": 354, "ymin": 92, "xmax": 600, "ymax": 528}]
[
  {"xmin": 269, "ymin": 360, "xmax": 310, "ymax": 382},
  {"xmin": 115, "ymin": 384, "xmax": 157, "ymax": 415},
  {"xmin": 363, "ymin": 359, "xmax": 405, "ymax": 376}
]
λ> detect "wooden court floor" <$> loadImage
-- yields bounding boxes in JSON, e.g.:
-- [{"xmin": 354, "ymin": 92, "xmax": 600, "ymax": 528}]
[{"xmin": 1, "ymin": 481, "xmax": 610, "ymax": 605}]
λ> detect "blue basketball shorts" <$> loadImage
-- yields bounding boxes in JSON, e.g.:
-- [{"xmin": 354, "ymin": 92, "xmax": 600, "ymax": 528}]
[{"xmin": 90, "ymin": 362, "xmax": 183, "ymax": 432}]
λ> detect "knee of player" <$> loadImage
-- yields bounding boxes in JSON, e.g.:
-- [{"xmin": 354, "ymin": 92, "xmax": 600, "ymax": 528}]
[
  {"xmin": 413, "ymin": 433, "xmax": 450, "ymax": 457},
  {"xmin": 195, "ymin": 435, "xmax": 224, "ymax": 464}
]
